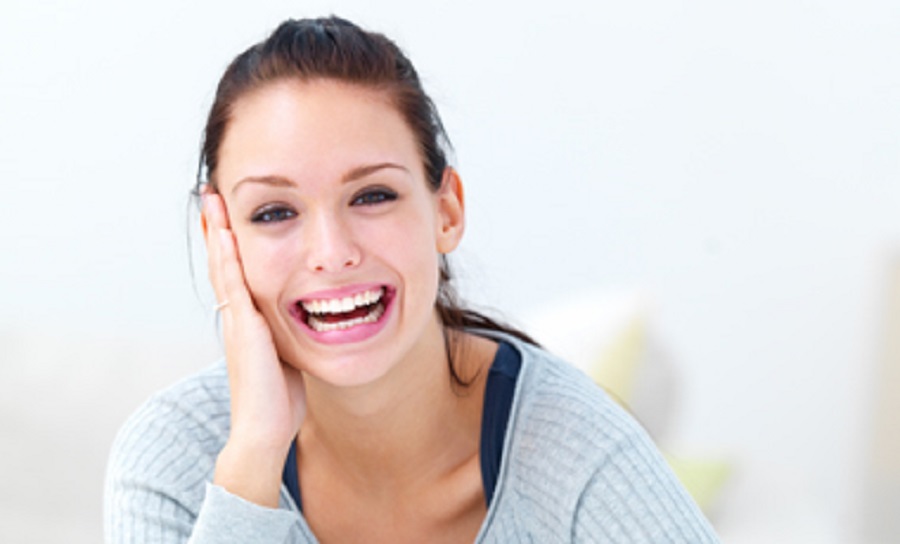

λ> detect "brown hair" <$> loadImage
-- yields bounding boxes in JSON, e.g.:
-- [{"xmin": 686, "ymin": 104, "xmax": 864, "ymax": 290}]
[{"xmin": 194, "ymin": 16, "xmax": 537, "ymax": 384}]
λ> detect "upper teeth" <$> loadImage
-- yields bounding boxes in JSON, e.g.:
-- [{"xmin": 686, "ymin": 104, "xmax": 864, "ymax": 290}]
[{"xmin": 301, "ymin": 288, "xmax": 384, "ymax": 315}]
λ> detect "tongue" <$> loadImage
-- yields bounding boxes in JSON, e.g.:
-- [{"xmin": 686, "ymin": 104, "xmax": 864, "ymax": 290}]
[{"xmin": 318, "ymin": 305, "xmax": 373, "ymax": 324}]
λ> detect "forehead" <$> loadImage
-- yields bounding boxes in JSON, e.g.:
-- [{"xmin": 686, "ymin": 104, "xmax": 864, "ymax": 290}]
[{"xmin": 216, "ymin": 79, "xmax": 423, "ymax": 191}]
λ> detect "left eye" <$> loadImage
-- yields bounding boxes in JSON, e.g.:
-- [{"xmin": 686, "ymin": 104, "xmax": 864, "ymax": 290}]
[
  {"xmin": 352, "ymin": 189, "xmax": 397, "ymax": 206},
  {"xmin": 250, "ymin": 206, "xmax": 297, "ymax": 223}
]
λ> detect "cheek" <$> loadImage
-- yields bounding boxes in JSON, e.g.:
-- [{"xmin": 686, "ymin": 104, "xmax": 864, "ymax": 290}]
[
  {"xmin": 233, "ymin": 233, "xmax": 295, "ymax": 305},
  {"xmin": 384, "ymin": 217, "xmax": 442, "ymax": 299}
]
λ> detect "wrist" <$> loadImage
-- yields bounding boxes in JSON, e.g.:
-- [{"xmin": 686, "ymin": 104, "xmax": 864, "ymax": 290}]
[{"xmin": 213, "ymin": 439, "xmax": 292, "ymax": 508}]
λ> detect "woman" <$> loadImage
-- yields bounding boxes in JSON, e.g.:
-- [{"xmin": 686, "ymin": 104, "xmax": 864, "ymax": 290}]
[{"xmin": 105, "ymin": 16, "xmax": 718, "ymax": 543}]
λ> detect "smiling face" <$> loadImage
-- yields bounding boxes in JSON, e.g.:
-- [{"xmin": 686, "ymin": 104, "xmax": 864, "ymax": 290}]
[{"xmin": 214, "ymin": 79, "xmax": 464, "ymax": 388}]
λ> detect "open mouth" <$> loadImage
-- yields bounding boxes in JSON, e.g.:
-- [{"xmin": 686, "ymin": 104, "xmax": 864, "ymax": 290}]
[{"xmin": 296, "ymin": 286, "xmax": 391, "ymax": 333}]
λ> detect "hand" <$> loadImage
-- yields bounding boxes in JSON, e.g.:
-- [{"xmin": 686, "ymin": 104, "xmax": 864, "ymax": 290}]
[{"xmin": 202, "ymin": 189, "xmax": 307, "ymax": 508}]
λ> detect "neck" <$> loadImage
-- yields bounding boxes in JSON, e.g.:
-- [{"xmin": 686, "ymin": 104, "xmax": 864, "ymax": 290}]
[{"xmin": 300, "ymin": 328, "xmax": 495, "ymax": 493}]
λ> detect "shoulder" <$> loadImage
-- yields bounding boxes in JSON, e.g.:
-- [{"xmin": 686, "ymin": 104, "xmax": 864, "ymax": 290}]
[
  {"xmin": 106, "ymin": 360, "xmax": 231, "ymax": 515},
  {"xmin": 480, "ymin": 335, "xmax": 718, "ymax": 542},
  {"xmin": 474, "ymin": 332, "xmax": 649, "ymax": 496},
  {"xmin": 506, "ymin": 340, "xmax": 645, "ymax": 492}
]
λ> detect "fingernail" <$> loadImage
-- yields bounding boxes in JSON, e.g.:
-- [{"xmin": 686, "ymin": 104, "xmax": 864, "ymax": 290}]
[{"xmin": 218, "ymin": 228, "xmax": 231, "ymax": 247}]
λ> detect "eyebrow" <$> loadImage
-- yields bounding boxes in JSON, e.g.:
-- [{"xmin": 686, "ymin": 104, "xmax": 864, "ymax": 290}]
[
  {"xmin": 342, "ymin": 162, "xmax": 409, "ymax": 183},
  {"xmin": 231, "ymin": 175, "xmax": 296, "ymax": 195},
  {"xmin": 231, "ymin": 162, "xmax": 409, "ymax": 195}
]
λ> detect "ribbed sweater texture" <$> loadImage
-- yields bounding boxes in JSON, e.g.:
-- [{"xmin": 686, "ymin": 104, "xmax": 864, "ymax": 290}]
[{"xmin": 105, "ymin": 333, "xmax": 719, "ymax": 543}]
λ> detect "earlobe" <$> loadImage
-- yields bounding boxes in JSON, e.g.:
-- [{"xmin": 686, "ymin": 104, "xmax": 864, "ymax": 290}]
[{"xmin": 436, "ymin": 167, "xmax": 465, "ymax": 254}]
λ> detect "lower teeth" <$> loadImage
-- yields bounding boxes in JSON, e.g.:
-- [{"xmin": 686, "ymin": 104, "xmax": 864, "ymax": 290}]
[{"xmin": 308, "ymin": 303, "xmax": 385, "ymax": 332}]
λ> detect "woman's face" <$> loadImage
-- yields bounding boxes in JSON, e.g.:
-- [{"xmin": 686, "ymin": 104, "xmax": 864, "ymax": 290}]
[{"xmin": 213, "ymin": 80, "xmax": 464, "ymax": 388}]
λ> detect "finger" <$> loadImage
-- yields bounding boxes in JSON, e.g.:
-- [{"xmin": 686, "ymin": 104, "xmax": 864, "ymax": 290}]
[
  {"xmin": 216, "ymin": 228, "xmax": 256, "ymax": 315},
  {"xmin": 202, "ymin": 193, "xmax": 238, "ymax": 306},
  {"xmin": 202, "ymin": 195, "xmax": 227, "ymax": 304},
  {"xmin": 202, "ymin": 192, "xmax": 231, "ymax": 235}
]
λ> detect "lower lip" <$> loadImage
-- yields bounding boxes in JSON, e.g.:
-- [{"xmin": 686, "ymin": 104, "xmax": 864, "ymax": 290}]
[{"xmin": 292, "ymin": 290, "xmax": 394, "ymax": 345}]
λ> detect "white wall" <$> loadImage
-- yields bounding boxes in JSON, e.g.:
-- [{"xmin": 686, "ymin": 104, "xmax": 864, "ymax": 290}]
[{"xmin": 1, "ymin": 0, "xmax": 898, "ymax": 541}]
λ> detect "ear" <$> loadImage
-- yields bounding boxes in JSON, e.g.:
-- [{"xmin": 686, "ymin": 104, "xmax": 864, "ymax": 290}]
[
  {"xmin": 199, "ymin": 185, "xmax": 221, "ymax": 243},
  {"xmin": 201, "ymin": 207, "xmax": 210, "ymax": 240},
  {"xmin": 435, "ymin": 167, "xmax": 465, "ymax": 254}
]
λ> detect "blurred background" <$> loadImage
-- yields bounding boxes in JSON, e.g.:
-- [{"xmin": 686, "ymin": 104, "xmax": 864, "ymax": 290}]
[{"xmin": 1, "ymin": 0, "xmax": 898, "ymax": 542}]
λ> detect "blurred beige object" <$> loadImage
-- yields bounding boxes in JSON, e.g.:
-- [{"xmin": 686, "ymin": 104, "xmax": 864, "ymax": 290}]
[
  {"xmin": 524, "ymin": 289, "xmax": 730, "ymax": 515},
  {"xmin": 588, "ymin": 318, "xmax": 644, "ymax": 405},
  {"xmin": 664, "ymin": 454, "xmax": 732, "ymax": 514},
  {"xmin": 862, "ymin": 254, "xmax": 900, "ymax": 542}
]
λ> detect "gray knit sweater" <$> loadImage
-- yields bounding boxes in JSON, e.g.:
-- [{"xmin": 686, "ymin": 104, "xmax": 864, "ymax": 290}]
[{"xmin": 105, "ymin": 333, "xmax": 719, "ymax": 543}]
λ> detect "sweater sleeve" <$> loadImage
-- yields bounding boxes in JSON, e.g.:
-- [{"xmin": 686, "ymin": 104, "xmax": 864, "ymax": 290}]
[
  {"xmin": 571, "ymin": 430, "xmax": 720, "ymax": 543},
  {"xmin": 103, "ymin": 365, "xmax": 313, "ymax": 543},
  {"xmin": 188, "ymin": 484, "xmax": 301, "ymax": 543}
]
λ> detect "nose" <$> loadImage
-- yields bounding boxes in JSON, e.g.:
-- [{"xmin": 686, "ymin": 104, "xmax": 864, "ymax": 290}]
[{"xmin": 304, "ymin": 211, "xmax": 361, "ymax": 273}]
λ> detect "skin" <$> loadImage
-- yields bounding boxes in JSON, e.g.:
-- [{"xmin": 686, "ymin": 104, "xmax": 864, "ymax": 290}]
[{"xmin": 201, "ymin": 79, "xmax": 498, "ymax": 542}]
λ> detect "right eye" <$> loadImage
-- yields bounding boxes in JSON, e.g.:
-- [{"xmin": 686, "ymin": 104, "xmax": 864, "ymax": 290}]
[{"xmin": 250, "ymin": 205, "xmax": 297, "ymax": 224}]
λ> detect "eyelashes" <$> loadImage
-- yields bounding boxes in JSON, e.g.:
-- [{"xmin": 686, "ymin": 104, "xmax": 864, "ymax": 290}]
[
  {"xmin": 250, "ymin": 205, "xmax": 297, "ymax": 224},
  {"xmin": 351, "ymin": 187, "xmax": 398, "ymax": 206},
  {"xmin": 248, "ymin": 187, "xmax": 399, "ymax": 224}
]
